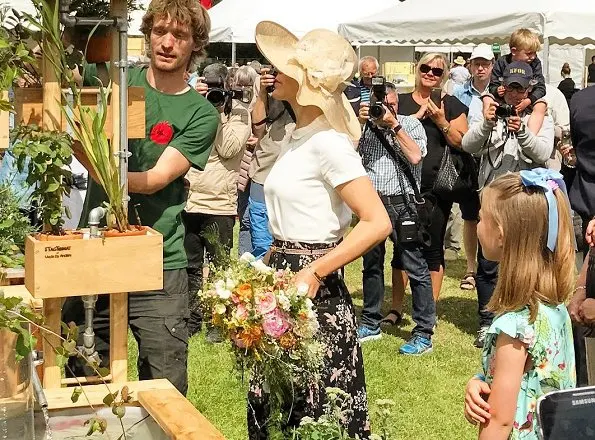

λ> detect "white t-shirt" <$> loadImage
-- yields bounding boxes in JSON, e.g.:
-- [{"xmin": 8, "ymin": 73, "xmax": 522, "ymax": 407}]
[{"xmin": 264, "ymin": 115, "xmax": 367, "ymax": 243}]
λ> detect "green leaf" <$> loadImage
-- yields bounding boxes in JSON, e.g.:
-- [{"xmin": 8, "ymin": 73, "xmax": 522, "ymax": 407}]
[
  {"xmin": 97, "ymin": 366, "xmax": 110, "ymax": 377},
  {"xmin": 103, "ymin": 391, "xmax": 118, "ymax": 406},
  {"xmin": 112, "ymin": 404, "xmax": 125, "ymax": 418},
  {"xmin": 71, "ymin": 386, "xmax": 82, "ymax": 403},
  {"xmin": 46, "ymin": 182, "xmax": 60, "ymax": 192}
]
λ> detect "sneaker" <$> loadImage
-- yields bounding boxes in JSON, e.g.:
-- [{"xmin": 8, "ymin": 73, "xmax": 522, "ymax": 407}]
[
  {"xmin": 399, "ymin": 335, "xmax": 433, "ymax": 355},
  {"xmin": 474, "ymin": 326, "xmax": 489, "ymax": 348},
  {"xmin": 357, "ymin": 325, "xmax": 382, "ymax": 342}
]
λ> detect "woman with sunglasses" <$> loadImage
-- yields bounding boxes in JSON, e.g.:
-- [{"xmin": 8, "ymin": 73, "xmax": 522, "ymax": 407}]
[{"xmin": 395, "ymin": 52, "xmax": 469, "ymax": 303}]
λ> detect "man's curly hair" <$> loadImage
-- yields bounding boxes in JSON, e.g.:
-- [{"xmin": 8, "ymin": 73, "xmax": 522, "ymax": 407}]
[{"xmin": 140, "ymin": 0, "xmax": 211, "ymax": 71}]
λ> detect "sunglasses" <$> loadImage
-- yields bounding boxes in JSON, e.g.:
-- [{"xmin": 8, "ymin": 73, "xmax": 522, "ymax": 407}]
[{"xmin": 419, "ymin": 64, "xmax": 444, "ymax": 77}]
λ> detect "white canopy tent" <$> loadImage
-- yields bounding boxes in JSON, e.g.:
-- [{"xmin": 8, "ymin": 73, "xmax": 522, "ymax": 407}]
[
  {"xmin": 206, "ymin": 0, "xmax": 397, "ymax": 63},
  {"xmin": 338, "ymin": 0, "xmax": 595, "ymax": 85}
]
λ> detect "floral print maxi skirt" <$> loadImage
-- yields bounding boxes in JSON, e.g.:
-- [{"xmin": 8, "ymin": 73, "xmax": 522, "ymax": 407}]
[{"xmin": 247, "ymin": 240, "xmax": 371, "ymax": 439}]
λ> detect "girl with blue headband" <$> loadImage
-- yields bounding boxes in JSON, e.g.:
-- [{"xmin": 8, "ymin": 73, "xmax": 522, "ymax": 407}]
[{"xmin": 464, "ymin": 168, "xmax": 576, "ymax": 439}]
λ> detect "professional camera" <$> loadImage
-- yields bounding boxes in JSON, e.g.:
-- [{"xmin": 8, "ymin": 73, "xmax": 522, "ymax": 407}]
[
  {"xmin": 261, "ymin": 64, "xmax": 278, "ymax": 93},
  {"xmin": 369, "ymin": 76, "xmax": 387, "ymax": 120},
  {"xmin": 204, "ymin": 75, "xmax": 253, "ymax": 109},
  {"xmin": 495, "ymin": 103, "xmax": 517, "ymax": 119}
]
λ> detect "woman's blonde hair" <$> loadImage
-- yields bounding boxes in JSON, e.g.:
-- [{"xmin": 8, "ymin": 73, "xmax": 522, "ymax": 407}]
[
  {"xmin": 509, "ymin": 28, "xmax": 541, "ymax": 53},
  {"xmin": 415, "ymin": 53, "xmax": 449, "ymax": 89},
  {"xmin": 481, "ymin": 173, "xmax": 575, "ymax": 322}
]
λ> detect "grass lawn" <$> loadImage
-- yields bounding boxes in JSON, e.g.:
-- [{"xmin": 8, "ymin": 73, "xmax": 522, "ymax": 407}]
[{"xmin": 128, "ymin": 236, "xmax": 481, "ymax": 439}]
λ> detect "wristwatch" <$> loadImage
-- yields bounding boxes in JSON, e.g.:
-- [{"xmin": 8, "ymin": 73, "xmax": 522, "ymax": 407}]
[
  {"xmin": 441, "ymin": 124, "xmax": 451, "ymax": 134},
  {"xmin": 393, "ymin": 123, "xmax": 403, "ymax": 134}
]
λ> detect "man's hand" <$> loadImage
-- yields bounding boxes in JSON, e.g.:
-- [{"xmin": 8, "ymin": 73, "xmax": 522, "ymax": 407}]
[
  {"xmin": 358, "ymin": 102, "xmax": 370, "ymax": 125},
  {"xmin": 464, "ymin": 378, "xmax": 491, "ymax": 425},
  {"xmin": 375, "ymin": 106, "xmax": 399, "ymax": 130},
  {"xmin": 259, "ymin": 68, "xmax": 275, "ymax": 98},
  {"xmin": 515, "ymin": 98, "xmax": 531, "ymax": 114},
  {"xmin": 246, "ymin": 134, "xmax": 258, "ymax": 150},
  {"xmin": 483, "ymin": 100, "xmax": 498, "ymax": 122},
  {"xmin": 586, "ymin": 219, "xmax": 595, "ymax": 247},
  {"xmin": 497, "ymin": 85, "xmax": 505, "ymax": 97},
  {"xmin": 507, "ymin": 116, "xmax": 522, "ymax": 133},
  {"xmin": 569, "ymin": 293, "xmax": 586, "ymax": 324},
  {"xmin": 194, "ymin": 77, "xmax": 208, "ymax": 96},
  {"xmin": 579, "ymin": 299, "xmax": 595, "ymax": 324}
]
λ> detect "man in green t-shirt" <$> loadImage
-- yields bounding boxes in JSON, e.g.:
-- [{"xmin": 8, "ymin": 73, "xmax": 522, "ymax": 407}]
[{"xmin": 63, "ymin": 0, "xmax": 219, "ymax": 395}]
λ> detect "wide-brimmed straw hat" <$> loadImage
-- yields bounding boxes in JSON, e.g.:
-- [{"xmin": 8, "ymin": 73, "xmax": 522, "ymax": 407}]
[
  {"xmin": 453, "ymin": 55, "xmax": 466, "ymax": 66},
  {"xmin": 255, "ymin": 21, "xmax": 360, "ymax": 141}
]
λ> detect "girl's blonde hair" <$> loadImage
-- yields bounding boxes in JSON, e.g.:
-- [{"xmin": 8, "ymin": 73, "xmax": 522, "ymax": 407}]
[
  {"xmin": 415, "ymin": 53, "xmax": 449, "ymax": 89},
  {"xmin": 481, "ymin": 173, "xmax": 575, "ymax": 322}
]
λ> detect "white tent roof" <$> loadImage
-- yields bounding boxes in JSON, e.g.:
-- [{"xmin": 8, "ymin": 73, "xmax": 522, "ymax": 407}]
[
  {"xmin": 338, "ymin": 0, "xmax": 595, "ymax": 45},
  {"xmin": 207, "ymin": 0, "xmax": 397, "ymax": 44}
]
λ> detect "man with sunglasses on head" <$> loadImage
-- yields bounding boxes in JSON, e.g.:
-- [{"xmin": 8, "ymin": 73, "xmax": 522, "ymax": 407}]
[
  {"xmin": 356, "ymin": 82, "xmax": 436, "ymax": 357},
  {"xmin": 461, "ymin": 61, "xmax": 554, "ymax": 346}
]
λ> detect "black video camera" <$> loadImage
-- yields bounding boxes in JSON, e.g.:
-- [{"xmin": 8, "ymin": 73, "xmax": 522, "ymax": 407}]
[
  {"xmin": 369, "ymin": 76, "xmax": 387, "ymax": 120},
  {"xmin": 261, "ymin": 64, "xmax": 278, "ymax": 93},
  {"xmin": 204, "ymin": 75, "xmax": 253, "ymax": 110},
  {"xmin": 495, "ymin": 103, "xmax": 516, "ymax": 119}
]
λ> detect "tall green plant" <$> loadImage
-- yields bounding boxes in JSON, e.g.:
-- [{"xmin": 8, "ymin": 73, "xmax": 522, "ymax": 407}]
[
  {"xmin": 11, "ymin": 124, "xmax": 74, "ymax": 235},
  {"xmin": 0, "ymin": 183, "xmax": 34, "ymax": 268},
  {"xmin": 23, "ymin": 0, "xmax": 129, "ymax": 232}
]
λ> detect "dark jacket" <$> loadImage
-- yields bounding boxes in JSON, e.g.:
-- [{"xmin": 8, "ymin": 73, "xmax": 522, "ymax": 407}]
[
  {"xmin": 489, "ymin": 54, "xmax": 546, "ymax": 104},
  {"xmin": 344, "ymin": 78, "xmax": 365, "ymax": 115}
]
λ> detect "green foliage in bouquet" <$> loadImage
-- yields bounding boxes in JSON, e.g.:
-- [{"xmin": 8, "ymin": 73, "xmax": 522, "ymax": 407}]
[
  {"xmin": 11, "ymin": 125, "xmax": 74, "ymax": 235},
  {"xmin": 23, "ymin": 0, "xmax": 130, "ymax": 232},
  {"xmin": 0, "ymin": 183, "xmax": 33, "ymax": 269}
]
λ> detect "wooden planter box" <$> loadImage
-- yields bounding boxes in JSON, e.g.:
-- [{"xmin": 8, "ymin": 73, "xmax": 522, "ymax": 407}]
[
  {"xmin": 13, "ymin": 87, "xmax": 146, "ymax": 139},
  {"xmin": 24, "ymin": 228, "xmax": 163, "ymax": 298}
]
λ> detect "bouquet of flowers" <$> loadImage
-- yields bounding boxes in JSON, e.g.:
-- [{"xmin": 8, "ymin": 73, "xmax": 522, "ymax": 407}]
[{"xmin": 199, "ymin": 253, "xmax": 325, "ymax": 403}]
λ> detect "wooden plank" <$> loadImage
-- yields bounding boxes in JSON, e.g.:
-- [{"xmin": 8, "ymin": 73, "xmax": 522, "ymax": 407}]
[
  {"xmin": 139, "ymin": 388, "xmax": 226, "ymax": 440},
  {"xmin": 42, "ymin": 297, "xmax": 62, "ymax": 389},
  {"xmin": 0, "ymin": 267, "xmax": 25, "ymax": 286},
  {"xmin": 110, "ymin": 292, "xmax": 128, "ymax": 383},
  {"xmin": 13, "ymin": 87, "xmax": 145, "ymax": 138},
  {"xmin": 44, "ymin": 378, "xmax": 173, "ymax": 410},
  {"xmin": 0, "ymin": 284, "xmax": 43, "ymax": 310},
  {"xmin": 25, "ymin": 227, "xmax": 163, "ymax": 298}
]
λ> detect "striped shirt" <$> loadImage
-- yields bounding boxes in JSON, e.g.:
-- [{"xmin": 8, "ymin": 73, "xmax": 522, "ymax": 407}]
[{"xmin": 358, "ymin": 115, "xmax": 427, "ymax": 197}]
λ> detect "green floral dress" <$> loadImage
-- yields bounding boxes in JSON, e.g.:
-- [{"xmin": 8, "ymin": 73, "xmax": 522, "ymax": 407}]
[{"xmin": 481, "ymin": 303, "xmax": 576, "ymax": 439}]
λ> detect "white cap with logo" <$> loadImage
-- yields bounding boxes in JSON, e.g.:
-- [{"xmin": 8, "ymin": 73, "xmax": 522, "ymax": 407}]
[{"xmin": 470, "ymin": 43, "xmax": 495, "ymax": 61}]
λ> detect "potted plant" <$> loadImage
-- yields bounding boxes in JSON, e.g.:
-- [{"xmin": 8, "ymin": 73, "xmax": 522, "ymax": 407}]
[
  {"xmin": 65, "ymin": 0, "xmax": 142, "ymax": 63},
  {"xmin": 10, "ymin": 124, "xmax": 77, "ymax": 240}
]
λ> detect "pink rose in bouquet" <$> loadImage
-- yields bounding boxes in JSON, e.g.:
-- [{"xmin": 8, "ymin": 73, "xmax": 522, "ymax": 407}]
[
  {"xmin": 234, "ymin": 303, "xmax": 249, "ymax": 321},
  {"xmin": 255, "ymin": 291, "xmax": 277, "ymax": 315},
  {"xmin": 262, "ymin": 308, "xmax": 290, "ymax": 338}
]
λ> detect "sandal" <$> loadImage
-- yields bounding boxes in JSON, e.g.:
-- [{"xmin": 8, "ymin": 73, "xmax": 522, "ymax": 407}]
[
  {"xmin": 460, "ymin": 272, "xmax": 476, "ymax": 290},
  {"xmin": 380, "ymin": 309, "xmax": 403, "ymax": 326}
]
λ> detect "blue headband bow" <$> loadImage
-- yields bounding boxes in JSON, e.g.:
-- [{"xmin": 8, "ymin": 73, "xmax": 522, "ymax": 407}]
[{"xmin": 519, "ymin": 168, "xmax": 567, "ymax": 252}]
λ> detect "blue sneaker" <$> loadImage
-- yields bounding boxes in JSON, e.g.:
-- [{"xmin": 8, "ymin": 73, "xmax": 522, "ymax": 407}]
[
  {"xmin": 399, "ymin": 335, "xmax": 433, "ymax": 355},
  {"xmin": 357, "ymin": 325, "xmax": 382, "ymax": 342}
]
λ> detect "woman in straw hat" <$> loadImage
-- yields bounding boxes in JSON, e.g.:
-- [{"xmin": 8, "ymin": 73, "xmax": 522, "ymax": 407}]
[{"xmin": 248, "ymin": 21, "xmax": 392, "ymax": 438}]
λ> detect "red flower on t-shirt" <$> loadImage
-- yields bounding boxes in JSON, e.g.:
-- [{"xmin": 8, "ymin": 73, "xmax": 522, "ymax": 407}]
[{"xmin": 150, "ymin": 121, "xmax": 174, "ymax": 145}]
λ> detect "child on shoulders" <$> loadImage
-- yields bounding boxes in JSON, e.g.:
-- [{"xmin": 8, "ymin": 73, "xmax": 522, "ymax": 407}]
[{"xmin": 464, "ymin": 169, "xmax": 576, "ymax": 439}]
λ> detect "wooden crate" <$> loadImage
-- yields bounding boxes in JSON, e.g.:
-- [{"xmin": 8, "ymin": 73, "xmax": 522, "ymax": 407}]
[
  {"xmin": 14, "ymin": 86, "xmax": 146, "ymax": 139},
  {"xmin": 24, "ymin": 228, "xmax": 163, "ymax": 298},
  {"xmin": 0, "ymin": 267, "xmax": 25, "ymax": 286}
]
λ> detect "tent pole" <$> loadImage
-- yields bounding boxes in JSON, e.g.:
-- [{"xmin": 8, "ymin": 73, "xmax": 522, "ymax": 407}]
[
  {"xmin": 542, "ymin": 37, "xmax": 550, "ymax": 84},
  {"xmin": 231, "ymin": 42, "xmax": 237, "ymax": 66}
]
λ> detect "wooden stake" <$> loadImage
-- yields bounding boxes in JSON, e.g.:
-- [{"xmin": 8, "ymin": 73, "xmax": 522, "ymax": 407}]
[{"xmin": 109, "ymin": 0, "xmax": 129, "ymax": 384}]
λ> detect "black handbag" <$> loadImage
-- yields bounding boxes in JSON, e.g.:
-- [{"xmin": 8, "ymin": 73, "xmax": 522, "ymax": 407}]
[{"xmin": 433, "ymin": 145, "xmax": 479, "ymax": 203}]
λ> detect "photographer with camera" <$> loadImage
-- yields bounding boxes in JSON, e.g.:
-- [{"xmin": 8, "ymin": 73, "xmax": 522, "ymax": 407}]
[
  {"xmin": 357, "ymin": 80, "xmax": 436, "ymax": 356},
  {"xmin": 184, "ymin": 63, "xmax": 252, "ymax": 338},
  {"xmin": 461, "ymin": 61, "xmax": 554, "ymax": 347}
]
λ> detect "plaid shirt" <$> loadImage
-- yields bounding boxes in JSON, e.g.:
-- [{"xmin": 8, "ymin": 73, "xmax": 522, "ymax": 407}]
[{"xmin": 358, "ymin": 115, "xmax": 427, "ymax": 197}]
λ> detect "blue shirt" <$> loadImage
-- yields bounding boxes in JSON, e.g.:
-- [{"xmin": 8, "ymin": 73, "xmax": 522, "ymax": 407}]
[
  {"xmin": 358, "ymin": 115, "xmax": 427, "ymax": 197},
  {"xmin": 453, "ymin": 80, "xmax": 486, "ymax": 124}
]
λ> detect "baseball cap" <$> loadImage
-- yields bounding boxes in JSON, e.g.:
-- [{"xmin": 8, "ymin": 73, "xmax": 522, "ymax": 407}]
[
  {"xmin": 469, "ymin": 43, "xmax": 494, "ymax": 61},
  {"xmin": 503, "ymin": 61, "xmax": 533, "ymax": 88}
]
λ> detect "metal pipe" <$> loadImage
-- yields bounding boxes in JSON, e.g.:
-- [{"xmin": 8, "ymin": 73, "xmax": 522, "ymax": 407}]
[
  {"xmin": 31, "ymin": 359, "xmax": 47, "ymax": 409},
  {"xmin": 59, "ymin": 0, "xmax": 118, "ymax": 29},
  {"xmin": 88, "ymin": 206, "xmax": 106, "ymax": 238},
  {"xmin": 118, "ymin": 23, "xmax": 130, "ymax": 211},
  {"xmin": 81, "ymin": 294, "xmax": 98, "ymax": 357}
]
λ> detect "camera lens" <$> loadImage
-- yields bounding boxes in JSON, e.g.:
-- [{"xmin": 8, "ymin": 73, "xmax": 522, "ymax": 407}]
[
  {"xmin": 206, "ymin": 89, "xmax": 225, "ymax": 107},
  {"xmin": 369, "ymin": 104, "xmax": 385, "ymax": 120}
]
